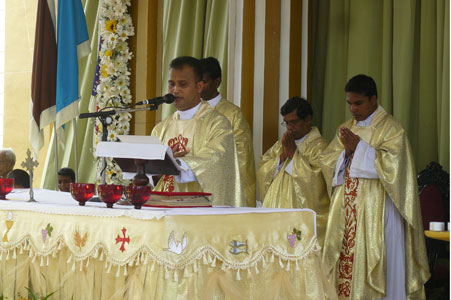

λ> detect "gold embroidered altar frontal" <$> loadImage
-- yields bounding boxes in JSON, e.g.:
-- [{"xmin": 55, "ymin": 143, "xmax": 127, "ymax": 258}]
[{"xmin": 0, "ymin": 202, "xmax": 336, "ymax": 299}]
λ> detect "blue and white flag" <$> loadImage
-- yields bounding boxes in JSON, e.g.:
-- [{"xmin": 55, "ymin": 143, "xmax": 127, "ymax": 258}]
[{"xmin": 55, "ymin": 0, "xmax": 90, "ymax": 129}]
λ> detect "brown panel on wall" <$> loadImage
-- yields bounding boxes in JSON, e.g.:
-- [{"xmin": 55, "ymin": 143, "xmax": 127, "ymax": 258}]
[
  {"xmin": 240, "ymin": 0, "xmax": 255, "ymax": 133},
  {"xmin": 262, "ymin": 0, "xmax": 281, "ymax": 153},
  {"xmin": 129, "ymin": 0, "xmax": 159, "ymax": 136},
  {"xmin": 307, "ymin": 0, "xmax": 314, "ymax": 102},
  {"xmin": 129, "ymin": 1, "xmax": 138, "ymax": 135},
  {"xmin": 144, "ymin": 0, "xmax": 159, "ymax": 134},
  {"xmin": 289, "ymin": 0, "xmax": 302, "ymax": 98}
]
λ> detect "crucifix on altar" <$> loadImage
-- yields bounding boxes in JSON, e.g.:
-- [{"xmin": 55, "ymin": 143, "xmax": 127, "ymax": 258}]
[{"xmin": 21, "ymin": 148, "xmax": 39, "ymax": 202}]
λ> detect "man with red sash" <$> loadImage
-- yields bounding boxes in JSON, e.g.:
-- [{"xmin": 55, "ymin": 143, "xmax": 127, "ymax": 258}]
[{"xmin": 320, "ymin": 74, "xmax": 429, "ymax": 299}]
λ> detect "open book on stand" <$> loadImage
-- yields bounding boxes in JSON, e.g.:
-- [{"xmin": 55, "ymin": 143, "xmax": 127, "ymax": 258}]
[
  {"xmin": 96, "ymin": 136, "xmax": 214, "ymax": 207},
  {"xmin": 95, "ymin": 135, "xmax": 186, "ymax": 175}
]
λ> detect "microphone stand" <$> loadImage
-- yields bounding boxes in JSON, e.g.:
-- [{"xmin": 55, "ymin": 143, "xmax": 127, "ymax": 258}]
[{"xmin": 79, "ymin": 105, "xmax": 160, "ymax": 184}]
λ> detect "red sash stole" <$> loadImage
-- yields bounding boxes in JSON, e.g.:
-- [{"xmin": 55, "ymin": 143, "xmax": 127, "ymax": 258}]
[{"xmin": 337, "ymin": 155, "xmax": 359, "ymax": 298}]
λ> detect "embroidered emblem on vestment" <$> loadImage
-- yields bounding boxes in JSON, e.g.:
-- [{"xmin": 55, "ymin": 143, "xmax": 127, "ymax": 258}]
[{"xmin": 162, "ymin": 134, "xmax": 189, "ymax": 192}]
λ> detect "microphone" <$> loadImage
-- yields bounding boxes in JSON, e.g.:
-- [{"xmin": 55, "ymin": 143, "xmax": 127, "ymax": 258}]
[
  {"xmin": 135, "ymin": 94, "xmax": 175, "ymax": 106},
  {"xmin": 79, "ymin": 109, "xmax": 116, "ymax": 119}
]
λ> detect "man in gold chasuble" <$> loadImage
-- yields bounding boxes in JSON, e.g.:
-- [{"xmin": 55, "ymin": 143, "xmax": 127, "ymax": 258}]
[
  {"xmin": 319, "ymin": 75, "xmax": 429, "ymax": 300},
  {"xmin": 256, "ymin": 97, "xmax": 329, "ymax": 247},
  {"xmin": 151, "ymin": 56, "xmax": 245, "ymax": 207},
  {"xmin": 200, "ymin": 57, "xmax": 256, "ymax": 207}
]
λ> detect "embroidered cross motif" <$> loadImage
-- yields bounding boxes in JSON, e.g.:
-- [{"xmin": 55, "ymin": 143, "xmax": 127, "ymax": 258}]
[{"xmin": 115, "ymin": 227, "xmax": 130, "ymax": 252}]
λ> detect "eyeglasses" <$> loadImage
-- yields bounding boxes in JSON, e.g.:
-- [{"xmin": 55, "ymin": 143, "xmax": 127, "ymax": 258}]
[{"xmin": 281, "ymin": 119, "xmax": 301, "ymax": 127}]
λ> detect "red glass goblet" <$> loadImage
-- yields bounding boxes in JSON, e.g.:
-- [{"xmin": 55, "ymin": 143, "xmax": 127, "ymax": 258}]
[
  {"xmin": 70, "ymin": 183, "xmax": 95, "ymax": 206},
  {"xmin": 126, "ymin": 185, "xmax": 151, "ymax": 209},
  {"xmin": 98, "ymin": 184, "xmax": 124, "ymax": 208},
  {"xmin": 0, "ymin": 178, "xmax": 14, "ymax": 200}
]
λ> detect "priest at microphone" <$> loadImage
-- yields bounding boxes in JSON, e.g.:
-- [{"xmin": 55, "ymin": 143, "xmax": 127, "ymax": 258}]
[{"xmin": 150, "ymin": 56, "xmax": 245, "ymax": 207}]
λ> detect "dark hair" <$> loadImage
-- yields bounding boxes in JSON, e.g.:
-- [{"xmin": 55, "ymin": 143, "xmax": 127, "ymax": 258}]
[
  {"xmin": 345, "ymin": 74, "xmax": 378, "ymax": 99},
  {"xmin": 200, "ymin": 57, "xmax": 222, "ymax": 80},
  {"xmin": 280, "ymin": 97, "xmax": 313, "ymax": 120},
  {"xmin": 7, "ymin": 169, "xmax": 30, "ymax": 188},
  {"xmin": 169, "ymin": 56, "xmax": 203, "ymax": 82},
  {"xmin": 58, "ymin": 167, "xmax": 75, "ymax": 182}
]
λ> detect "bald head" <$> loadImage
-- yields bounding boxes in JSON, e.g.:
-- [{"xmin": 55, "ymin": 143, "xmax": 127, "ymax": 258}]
[{"xmin": 0, "ymin": 149, "xmax": 15, "ymax": 178}]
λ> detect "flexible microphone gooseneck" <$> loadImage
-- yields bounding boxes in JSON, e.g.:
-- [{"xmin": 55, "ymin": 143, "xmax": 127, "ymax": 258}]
[{"xmin": 135, "ymin": 94, "xmax": 175, "ymax": 106}]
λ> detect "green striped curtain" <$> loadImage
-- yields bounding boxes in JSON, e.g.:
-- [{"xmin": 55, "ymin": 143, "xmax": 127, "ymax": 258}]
[
  {"xmin": 160, "ymin": 0, "xmax": 229, "ymax": 119},
  {"xmin": 311, "ymin": 0, "xmax": 449, "ymax": 172}
]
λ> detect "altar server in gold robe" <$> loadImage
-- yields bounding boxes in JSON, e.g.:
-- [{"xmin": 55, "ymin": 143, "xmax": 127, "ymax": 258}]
[
  {"xmin": 200, "ymin": 57, "xmax": 256, "ymax": 207},
  {"xmin": 152, "ymin": 56, "xmax": 245, "ymax": 207},
  {"xmin": 320, "ymin": 74, "xmax": 429, "ymax": 300},
  {"xmin": 257, "ymin": 97, "xmax": 329, "ymax": 247}
]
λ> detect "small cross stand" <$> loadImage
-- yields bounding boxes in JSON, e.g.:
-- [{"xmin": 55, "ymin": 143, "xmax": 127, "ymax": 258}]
[{"xmin": 21, "ymin": 149, "xmax": 39, "ymax": 202}]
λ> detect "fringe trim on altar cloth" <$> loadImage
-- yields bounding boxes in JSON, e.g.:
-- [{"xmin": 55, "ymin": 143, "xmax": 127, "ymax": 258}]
[
  {"xmin": 0, "ymin": 235, "xmax": 340, "ymax": 300},
  {"xmin": 0, "ymin": 235, "xmax": 329, "ymax": 299},
  {"xmin": 0, "ymin": 235, "xmax": 321, "ymax": 280}
]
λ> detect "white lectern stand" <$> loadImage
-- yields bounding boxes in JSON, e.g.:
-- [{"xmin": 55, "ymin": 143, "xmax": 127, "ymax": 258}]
[{"xmin": 96, "ymin": 137, "xmax": 185, "ymax": 186}]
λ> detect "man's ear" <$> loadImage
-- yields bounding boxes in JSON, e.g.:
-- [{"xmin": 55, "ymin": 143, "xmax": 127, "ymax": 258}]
[
  {"xmin": 197, "ymin": 80, "xmax": 205, "ymax": 93},
  {"xmin": 215, "ymin": 77, "xmax": 222, "ymax": 88},
  {"xmin": 305, "ymin": 114, "xmax": 313, "ymax": 126},
  {"xmin": 370, "ymin": 95, "xmax": 377, "ymax": 105}
]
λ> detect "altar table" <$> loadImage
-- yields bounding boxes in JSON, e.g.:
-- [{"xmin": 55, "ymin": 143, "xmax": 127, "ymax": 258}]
[{"xmin": 0, "ymin": 189, "xmax": 336, "ymax": 300}]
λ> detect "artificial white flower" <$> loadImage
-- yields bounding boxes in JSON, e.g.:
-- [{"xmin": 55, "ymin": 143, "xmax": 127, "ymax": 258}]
[{"xmin": 95, "ymin": 0, "xmax": 134, "ymax": 185}]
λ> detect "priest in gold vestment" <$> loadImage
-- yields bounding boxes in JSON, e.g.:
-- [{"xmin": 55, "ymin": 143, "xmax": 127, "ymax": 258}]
[
  {"xmin": 200, "ymin": 57, "xmax": 256, "ymax": 207},
  {"xmin": 320, "ymin": 75, "xmax": 429, "ymax": 300},
  {"xmin": 152, "ymin": 56, "xmax": 245, "ymax": 207},
  {"xmin": 257, "ymin": 97, "xmax": 329, "ymax": 247}
]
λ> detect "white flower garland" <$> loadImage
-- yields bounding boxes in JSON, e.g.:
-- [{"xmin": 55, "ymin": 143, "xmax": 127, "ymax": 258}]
[{"xmin": 95, "ymin": 0, "xmax": 134, "ymax": 184}]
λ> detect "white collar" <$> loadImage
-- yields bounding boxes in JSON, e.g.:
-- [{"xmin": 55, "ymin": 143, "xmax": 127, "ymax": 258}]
[
  {"xmin": 205, "ymin": 93, "xmax": 222, "ymax": 108},
  {"xmin": 356, "ymin": 106, "xmax": 378, "ymax": 127},
  {"xmin": 295, "ymin": 132, "xmax": 308, "ymax": 144},
  {"xmin": 178, "ymin": 102, "xmax": 201, "ymax": 120}
]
